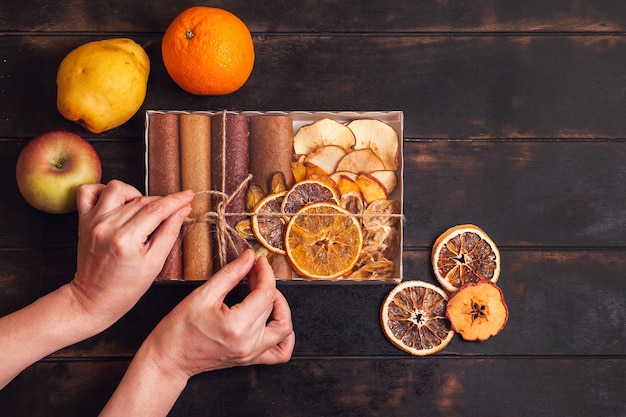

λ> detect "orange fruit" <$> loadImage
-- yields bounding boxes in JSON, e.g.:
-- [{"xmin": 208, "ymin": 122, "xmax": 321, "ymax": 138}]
[
  {"xmin": 281, "ymin": 179, "xmax": 339, "ymax": 215},
  {"xmin": 446, "ymin": 280, "xmax": 509, "ymax": 342},
  {"xmin": 380, "ymin": 280, "xmax": 454, "ymax": 356},
  {"xmin": 431, "ymin": 224, "xmax": 501, "ymax": 293},
  {"xmin": 251, "ymin": 192, "xmax": 287, "ymax": 255},
  {"xmin": 285, "ymin": 202, "xmax": 362, "ymax": 280},
  {"xmin": 161, "ymin": 7, "xmax": 255, "ymax": 95}
]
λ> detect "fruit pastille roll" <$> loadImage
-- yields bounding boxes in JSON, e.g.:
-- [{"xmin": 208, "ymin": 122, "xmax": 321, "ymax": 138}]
[
  {"xmin": 180, "ymin": 113, "xmax": 212, "ymax": 280},
  {"xmin": 210, "ymin": 112, "xmax": 250, "ymax": 269},
  {"xmin": 148, "ymin": 112, "xmax": 183, "ymax": 281},
  {"xmin": 249, "ymin": 115, "xmax": 294, "ymax": 194}
]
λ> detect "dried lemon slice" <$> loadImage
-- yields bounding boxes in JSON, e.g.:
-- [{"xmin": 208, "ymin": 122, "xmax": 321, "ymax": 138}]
[
  {"xmin": 431, "ymin": 224, "xmax": 501, "ymax": 293},
  {"xmin": 251, "ymin": 191, "xmax": 287, "ymax": 254},
  {"xmin": 285, "ymin": 202, "xmax": 362, "ymax": 280},
  {"xmin": 381, "ymin": 280, "xmax": 454, "ymax": 356}
]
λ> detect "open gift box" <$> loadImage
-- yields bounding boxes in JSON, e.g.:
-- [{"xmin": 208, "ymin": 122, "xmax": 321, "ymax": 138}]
[{"xmin": 145, "ymin": 110, "xmax": 403, "ymax": 283}]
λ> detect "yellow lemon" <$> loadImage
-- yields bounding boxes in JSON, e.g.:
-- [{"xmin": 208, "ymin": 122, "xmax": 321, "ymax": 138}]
[{"xmin": 56, "ymin": 38, "xmax": 150, "ymax": 133}]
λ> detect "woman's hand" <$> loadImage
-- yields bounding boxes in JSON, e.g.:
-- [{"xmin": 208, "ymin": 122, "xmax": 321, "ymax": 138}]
[
  {"xmin": 99, "ymin": 249, "xmax": 295, "ymax": 417},
  {"xmin": 70, "ymin": 179, "xmax": 194, "ymax": 328},
  {"xmin": 146, "ymin": 249, "xmax": 295, "ymax": 378}
]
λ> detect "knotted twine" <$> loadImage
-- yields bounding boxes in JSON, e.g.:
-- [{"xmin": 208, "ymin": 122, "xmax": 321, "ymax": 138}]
[{"xmin": 183, "ymin": 110, "xmax": 252, "ymax": 269}]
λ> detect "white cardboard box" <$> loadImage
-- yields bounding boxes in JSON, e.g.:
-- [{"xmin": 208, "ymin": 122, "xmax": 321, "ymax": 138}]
[{"xmin": 145, "ymin": 110, "xmax": 403, "ymax": 283}]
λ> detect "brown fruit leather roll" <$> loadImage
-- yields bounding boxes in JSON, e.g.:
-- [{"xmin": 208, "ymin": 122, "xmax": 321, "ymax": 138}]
[
  {"xmin": 249, "ymin": 115, "xmax": 294, "ymax": 194},
  {"xmin": 210, "ymin": 112, "xmax": 250, "ymax": 269},
  {"xmin": 180, "ymin": 113, "xmax": 212, "ymax": 280},
  {"xmin": 148, "ymin": 112, "xmax": 183, "ymax": 281}
]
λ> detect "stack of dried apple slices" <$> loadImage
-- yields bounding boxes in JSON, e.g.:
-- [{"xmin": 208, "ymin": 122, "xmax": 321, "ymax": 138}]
[{"xmin": 292, "ymin": 118, "xmax": 401, "ymax": 280}]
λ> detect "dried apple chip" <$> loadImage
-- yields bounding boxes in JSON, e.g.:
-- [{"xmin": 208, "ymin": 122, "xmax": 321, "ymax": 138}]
[
  {"xmin": 293, "ymin": 118, "xmax": 356, "ymax": 156},
  {"xmin": 347, "ymin": 119, "xmax": 399, "ymax": 170},
  {"xmin": 446, "ymin": 280, "xmax": 509, "ymax": 342}
]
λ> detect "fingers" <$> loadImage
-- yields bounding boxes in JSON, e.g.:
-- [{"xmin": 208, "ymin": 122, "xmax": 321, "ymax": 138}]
[
  {"xmin": 76, "ymin": 183, "xmax": 106, "ymax": 216},
  {"xmin": 200, "ymin": 249, "xmax": 256, "ymax": 304},
  {"xmin": 91, "ymin": 180, "xmax": 143, "ymax": 214},
  {"xmin": 129, "ymin": 190, "xmax": 194, "ymax": 246}
]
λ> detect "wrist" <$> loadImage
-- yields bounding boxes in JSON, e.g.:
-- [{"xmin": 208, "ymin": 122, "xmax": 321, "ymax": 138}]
[{"xmin": 63, "ymin": 281, "xmax": 112, "ymax": 335}]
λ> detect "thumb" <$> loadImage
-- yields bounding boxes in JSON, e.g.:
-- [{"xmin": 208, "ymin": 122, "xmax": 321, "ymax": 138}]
[
  {"xmin": 76, "ymin": 183, "xmax": 106, "ymax": 216},
  {"xmin": 199, "ymin": 249, "xmax": 256, "ymax": 304}
]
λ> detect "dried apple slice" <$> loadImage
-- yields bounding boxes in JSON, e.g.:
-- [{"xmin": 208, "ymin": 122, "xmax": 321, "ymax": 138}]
[
  {"xmin": 293, "ymin": 118, "xmax": 356, "ymax": 156},
  {"xmin": 347, "ymin": 119, "xmax": 399, "ymax": 170},
  {"xmin": 303, "ymin": 145, "xmax": 347, "ymax": 175},
  {"xmin": 355, "ymin": 172, "xmax": 388, "ymax": 204},
  {"xmin": 330, "ymin": 170, "xmax": 357, "ymax": 183},
  {"xmin": 336, "ymin": 148, "xmax": 385, "ymax": 174},
  {"xmin": 446, "ymin": 280, "xmax": 509, "ymax": 341},
  {"xmin": 370, "ymin": 170, "xmax": 398, "ymax": 195}
]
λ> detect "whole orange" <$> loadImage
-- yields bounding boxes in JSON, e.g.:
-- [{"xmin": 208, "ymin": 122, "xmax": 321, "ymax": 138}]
[{"xmin": 161, "ymin": 7, "xmax": 255, "ymax": 95}]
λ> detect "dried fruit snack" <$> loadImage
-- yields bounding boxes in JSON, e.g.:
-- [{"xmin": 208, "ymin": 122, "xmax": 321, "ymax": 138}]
[
  {"xmin": 446, "ymin": 280, "xmax": 509, "ymax": 341},
  {"xmin": 285, "ymin": 202, "xmax": 363, "ymax": 280},
  {"xmin": 432, "ymin": 224, "xmax": 501, "ymax": 293},
  {"xmin": 380, "ymin": 280, "xmax": 454, "ymax": 356}
]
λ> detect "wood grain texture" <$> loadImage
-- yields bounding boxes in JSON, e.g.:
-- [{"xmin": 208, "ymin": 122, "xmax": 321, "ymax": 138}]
[
  {"xmin": 0, "ymin": 0, "xmax": 625, "ymax": 415},
  {"xmin": 4, "ymin": 35, "xmax": 626, "ymax": 139},
  {"xmin": 3, "ymin": 1, "xmax": 626, "ymax": 32},
  {"xmin": 1, "ymin": 358, "xmax": 624, "ymax": 417}
]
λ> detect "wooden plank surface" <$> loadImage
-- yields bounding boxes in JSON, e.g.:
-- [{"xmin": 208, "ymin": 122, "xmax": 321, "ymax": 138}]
[
  {"xmin": 1, "ymin": 358, "xmax": 624, "ymax": 417},
  {"xmin": 4, "ymin": 35, "xmax": 626, "ymax": 139},
  {"xmin": 0, "ymin": 1, "xmax": 624, "ymax": 416}
]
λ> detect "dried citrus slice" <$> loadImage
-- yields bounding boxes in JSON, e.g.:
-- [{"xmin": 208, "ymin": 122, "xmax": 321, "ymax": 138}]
[
  {"xmin": 285, "ymin": 202, "xmax": 362, "ymax": 280},
  {"xmin": 381, "ymin": 280, "xmax": 454, "ymax": 356},
  {"xmin": 251, "ymin": 191, "xmax": 287, "ymax": 254},
  {"xmin": 446, "ymin": 280, "xmax": 509, "ymax": 342},
  {"xmin": 281, "ymin": 179, "xmax": 339, "ymax": 215},
  {"xmin": 431, "ymin": 224, "xmax": 501, "ymax": 293}
]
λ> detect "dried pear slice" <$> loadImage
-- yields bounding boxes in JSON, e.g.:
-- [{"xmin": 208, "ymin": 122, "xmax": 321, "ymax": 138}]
[
  {"xmin": 347, "ymin": 119, "xmax": 399, "ymax": 170},
  {"xmin": 294, "ymin": 118, "xmax": 356, "ymax": 156},
  {"xmin": 446, "ymin": 280, "xmax": 509, "ymax": 341}
]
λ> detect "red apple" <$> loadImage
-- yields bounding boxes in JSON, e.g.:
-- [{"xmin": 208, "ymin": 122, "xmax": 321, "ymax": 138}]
[{"xmin": 16, "ymin": 130, "xmax": 102, "ymax": 214}]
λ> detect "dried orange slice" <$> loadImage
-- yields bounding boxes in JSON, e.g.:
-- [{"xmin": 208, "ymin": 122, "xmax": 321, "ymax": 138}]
[
  {"xmin": 281, "ymin": 179, "xmax": 339, "ymax": 215},
  {"xmin": 251, "ymin": 191, "xmax": 287, "ymax": 254},
  {"xmin": 446, "ymin": 280, "xmax": 509, "ymax": 342},
  {"xmin": 431, "ymin": 224, "xmax": 501, "ymax": 293},
  {"xmin": 381, "ymin": 280, "xmax": 454, "ymax": 356},
  {"xmin": 285, "ymin": 202, "xmax": 362, "ymax": 280}
]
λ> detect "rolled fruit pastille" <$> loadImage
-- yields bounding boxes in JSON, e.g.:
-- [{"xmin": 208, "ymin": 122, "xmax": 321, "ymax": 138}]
[
  {"xmin": 249, "ymin": 115, "xmax": 295, "ymax": 279},
  {"xmin": 180, "ymin": 113, "xmax": 212, "ymax": 280},
  {"xmin": 210, "ymin": 112, "xmax": 250, "ymax": 269},
  {"xmin": 249, "ymin": 115, "xmax": 294, "ymax": 193},
  {"xmin": 148, "ymin": 112, "xmax": 183, "ymax": 281}
]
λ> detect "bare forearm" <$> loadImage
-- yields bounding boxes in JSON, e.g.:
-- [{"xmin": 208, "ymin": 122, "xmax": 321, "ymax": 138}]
[
  {"xmin": 0, "ymin": 283, "xmax": 105, "ymax": 389},
  {"xmin": 99, "ymin": 340, "xmax": 189, "ymax": 417}
]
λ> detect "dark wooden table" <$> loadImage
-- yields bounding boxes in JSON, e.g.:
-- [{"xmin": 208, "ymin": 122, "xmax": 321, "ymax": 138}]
[{"xmin": 1, "ymin": 1, "xmax": 625, "ymax": 416}]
